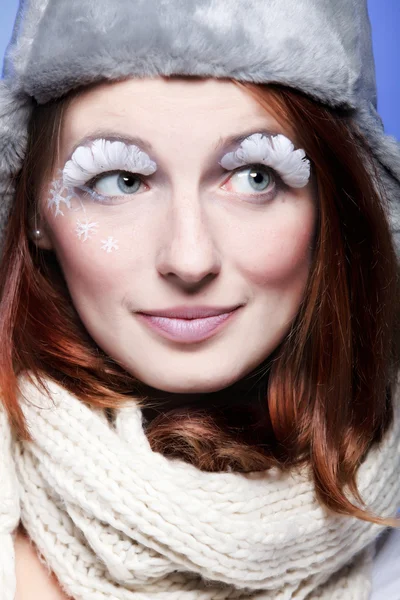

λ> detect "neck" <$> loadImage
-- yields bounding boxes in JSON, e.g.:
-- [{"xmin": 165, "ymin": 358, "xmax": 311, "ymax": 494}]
[{"xmin": 137, "ymin": 356, "xmax": 272, "ymax": 432}]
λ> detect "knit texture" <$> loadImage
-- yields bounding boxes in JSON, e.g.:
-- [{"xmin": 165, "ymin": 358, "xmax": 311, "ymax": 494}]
[{"xmin": 1, "ymin": 374, "xmax": 400, "ymax": 599}]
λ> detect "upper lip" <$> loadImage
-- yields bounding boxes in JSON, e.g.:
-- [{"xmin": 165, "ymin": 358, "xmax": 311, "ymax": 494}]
[{"xmin": 137, "ymin": 305, "xmax": 242, "ymax": 319}]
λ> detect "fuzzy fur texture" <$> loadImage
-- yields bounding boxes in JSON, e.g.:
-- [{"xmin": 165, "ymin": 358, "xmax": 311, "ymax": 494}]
[
  {"xmin": 0, "ymin": 0, "xmax": 399, "ymax": 253},
  {"xmin": 6, "ymin": 0, "xmax": 361, "ymax": 106}
]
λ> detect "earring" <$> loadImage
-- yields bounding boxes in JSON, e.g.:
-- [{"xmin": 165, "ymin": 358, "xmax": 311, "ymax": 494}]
[{"xmin": 31, "ymin": 228, "xmax": 43, "ymax": 241}]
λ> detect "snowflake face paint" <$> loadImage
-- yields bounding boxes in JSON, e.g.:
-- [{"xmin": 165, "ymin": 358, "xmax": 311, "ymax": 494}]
[
  {"xmin": 219, "ymin": 133, "xmax": 310, "ymax": 189},
  {"xmin": 75, "ymin": 219, "xmax": 99, "ymax": 242},
  {"xmin": 101, "ymin": 237, "xmax": 119, "ymax": 253},
  {"xmin": 47, "ymin": 170, "xmax": 75, "ymax": 217},
  {"xmin": 47, "ymin": 139, "xmax": 158, "ymax": 252},
  {"xmin": 47, "ymin": 133, "xmax": 311, "ymax": 256}
]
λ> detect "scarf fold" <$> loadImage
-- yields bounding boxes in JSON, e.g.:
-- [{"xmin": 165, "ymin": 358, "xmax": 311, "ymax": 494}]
[{"xmin": 1, "ymin": 374, "xmax": 400, "ymax": 600}]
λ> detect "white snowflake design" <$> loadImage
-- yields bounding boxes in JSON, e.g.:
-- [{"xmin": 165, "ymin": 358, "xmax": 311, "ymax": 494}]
[
  {"xmin": 48, "ymin": 171, "xmax": 75, "ymax": 217},
  {"xmin": 101, "ymin": 237, "xmax": 119, "ymax": 253},
  {"xmin": 75, "ymin": 219, "xmax": 99, "ymax": 242}
]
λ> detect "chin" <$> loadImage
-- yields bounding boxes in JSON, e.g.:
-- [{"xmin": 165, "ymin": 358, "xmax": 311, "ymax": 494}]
[{"xmin": 129, "ymin": 369, "xmax": 241, "ymax": 395}]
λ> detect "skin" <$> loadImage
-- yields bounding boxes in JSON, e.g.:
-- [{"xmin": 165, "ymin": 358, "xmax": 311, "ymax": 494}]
[
  {"xmin": 22, "ymin": 76, "xmax": 317, "ymax": 597},
  {"xmin": 35, "ymin": 76, "xmax": 317, "ymax": 400},
  {"xmin": 14, "ymin": 524, "xmax": 70, "ymax": 599}
]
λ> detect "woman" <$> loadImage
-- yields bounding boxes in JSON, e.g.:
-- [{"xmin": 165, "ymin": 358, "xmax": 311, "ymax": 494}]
[{"xmin": 0, "ymin": 0, "xmax": 399, "ymax": 598}]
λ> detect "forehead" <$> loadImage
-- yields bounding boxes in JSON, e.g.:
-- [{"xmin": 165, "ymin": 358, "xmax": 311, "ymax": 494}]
[{"xmin": 60, "ymin": 77, "xmax": 297, "ymax": 158}]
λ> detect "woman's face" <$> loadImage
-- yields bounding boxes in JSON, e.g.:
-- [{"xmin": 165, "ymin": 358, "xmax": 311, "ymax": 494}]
[{"xmin": 38, "ymin": 76, "xmax": 317, "ymax": 394}]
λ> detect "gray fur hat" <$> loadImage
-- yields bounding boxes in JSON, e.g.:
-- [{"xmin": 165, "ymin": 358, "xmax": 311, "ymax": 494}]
[{"xmin": 1, "ymin": 0, "xmax": 400, "ymax": 253}]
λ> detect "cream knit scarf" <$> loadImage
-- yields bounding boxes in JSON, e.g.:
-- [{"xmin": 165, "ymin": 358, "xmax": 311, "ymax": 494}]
[{"xmin": 1, "ymin": 374, "xmax": 400, "ymax": 600}]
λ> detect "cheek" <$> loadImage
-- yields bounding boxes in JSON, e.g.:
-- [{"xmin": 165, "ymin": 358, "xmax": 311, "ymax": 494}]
[
  {"xmin": 229, "ymin": 200, "xmax": 316, "ymax": 287},
  {"xmin": 44, "ymin": 188, "xmax": 316, "ymax": 300},
  {"xmin": 46, "ymin": 212, "xmax": 129, "ymax": 300}
]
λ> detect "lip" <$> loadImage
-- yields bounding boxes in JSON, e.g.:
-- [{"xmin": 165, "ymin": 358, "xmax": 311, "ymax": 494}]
[
  {"xmin": 136, "ymin": 306, "xmax": 242, "ymax": 343},
  {"xmin": 137, "ymin": 305, "xmax": 242, "ymax": 319}
]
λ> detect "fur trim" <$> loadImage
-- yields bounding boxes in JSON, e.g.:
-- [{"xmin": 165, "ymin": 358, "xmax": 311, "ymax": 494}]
[
  {"xmin": 13, "ymin": 0, "xmax": 362, "ymax": 106},
  {"xmin": 0, "ymin": 80, "xmax": 33, "ymax": 245}
]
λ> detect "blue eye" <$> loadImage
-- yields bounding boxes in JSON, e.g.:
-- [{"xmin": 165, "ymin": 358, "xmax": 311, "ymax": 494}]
[
  {"xmin": 92, "ymin": 171, "xmax": 143, "ymax": 197},
  {"xmin": 227, "ymin": 165, "xmax": 274, "ymax": 195},
  {"xmin": 79, "ymin": 164, "xmax": 276, "ymax": 206}
]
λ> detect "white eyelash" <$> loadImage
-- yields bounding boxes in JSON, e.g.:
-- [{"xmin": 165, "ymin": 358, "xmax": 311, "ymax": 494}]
[
  {"xmin": 219, "ymin": 133, "xmax": 311, "ymax": 188},
  {"xmin": 63, "ymin": 139, "xmax": 157, "ymax": 187}
]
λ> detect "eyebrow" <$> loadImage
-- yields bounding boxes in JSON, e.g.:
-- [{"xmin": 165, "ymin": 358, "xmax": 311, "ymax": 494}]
[{"xmin": 67, "ymin": 126, "xmax": 288, "ymax": 162}]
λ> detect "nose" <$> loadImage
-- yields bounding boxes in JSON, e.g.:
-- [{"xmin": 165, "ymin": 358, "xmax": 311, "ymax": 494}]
[{"xmin": 156, "ymin": 187, "xmax": 221, "ymax": 288}]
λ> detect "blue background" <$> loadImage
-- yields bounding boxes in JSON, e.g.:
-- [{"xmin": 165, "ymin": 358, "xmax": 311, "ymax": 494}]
[{"xmin": 0, "ymin": 0, "xmax": 399, "ymax": 139}]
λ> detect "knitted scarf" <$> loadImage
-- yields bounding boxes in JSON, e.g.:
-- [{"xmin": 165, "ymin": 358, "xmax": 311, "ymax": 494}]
[{"xmin": 1, "ymin": 374, "xmax": 400, "ymax": 600}]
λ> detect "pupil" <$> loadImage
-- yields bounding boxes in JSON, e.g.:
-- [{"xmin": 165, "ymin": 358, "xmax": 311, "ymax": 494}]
[
  {"xmin": 252, "ymin": 172, "xmax": 264, "ymax": 184},
  {"xmin": 122, "ymin": 174, "xmax": 135, "ymax": 187}
]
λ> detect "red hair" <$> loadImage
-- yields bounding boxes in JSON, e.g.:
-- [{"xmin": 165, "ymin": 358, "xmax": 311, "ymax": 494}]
[{"xmin": 0, "ymin": 80, "xmax": 399, "ymax": 526}]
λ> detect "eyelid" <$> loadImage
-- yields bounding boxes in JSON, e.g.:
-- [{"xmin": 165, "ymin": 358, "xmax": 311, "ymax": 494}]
[
  {"xmin": 80, "ymin": 163, "xmax": 281, "ymax": 202},
  {"xmin": 78, "ymin": 170, "xmax": 149, "ymax": 204},
  {"xmin": 222, "ymin": 163, "xmax": 282, "ymax": 186},
  {"xmin": 86, "ymin": 169, "xmax": 146, "ymax": 186},
  {"xmin": 84, "ymin": 163, "xmax": 279, "ymax": 185}
]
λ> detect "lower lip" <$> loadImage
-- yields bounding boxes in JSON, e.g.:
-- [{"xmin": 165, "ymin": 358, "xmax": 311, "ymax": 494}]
[{"xmin": 136, "ymin": 308, "xmax": 241, "ymax": 343}]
